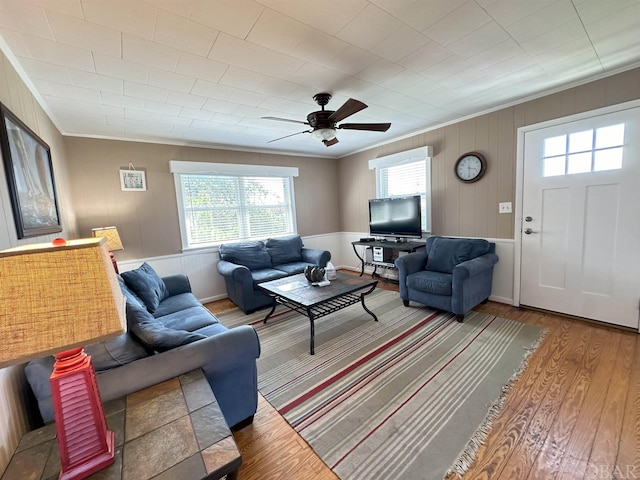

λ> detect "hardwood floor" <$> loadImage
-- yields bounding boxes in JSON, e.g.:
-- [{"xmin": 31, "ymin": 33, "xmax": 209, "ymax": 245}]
[{"xmin": 206, "ymin": 273, "xmax": 640, "ymax": 480}]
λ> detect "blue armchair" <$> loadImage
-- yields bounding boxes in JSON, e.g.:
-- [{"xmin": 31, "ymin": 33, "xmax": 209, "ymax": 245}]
[{"xmin": 394, "ymin": 236, "xmax": 498, "ymax": 321}]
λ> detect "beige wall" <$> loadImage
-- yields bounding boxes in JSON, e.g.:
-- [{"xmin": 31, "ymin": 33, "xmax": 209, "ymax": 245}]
[
  {"xmin": 339, "ymin": 67, "xmax": 640, "ymax": 240},
  {"xmin": 0, "ymin": 50, "xmax": 76, "ymax": 474},
  {"xmin": 64, "ymin": 138, "xmax": 340, "ymax": 261}
]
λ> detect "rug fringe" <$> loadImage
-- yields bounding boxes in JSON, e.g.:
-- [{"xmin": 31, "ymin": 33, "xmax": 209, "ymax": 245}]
[{"xmin": 444, "ymin": 328, "xmax": 548, "ymax": 479}]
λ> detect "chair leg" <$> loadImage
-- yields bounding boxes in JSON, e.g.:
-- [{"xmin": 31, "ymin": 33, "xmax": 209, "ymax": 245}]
[
  {"xmin": 455, "ymin": 314, "xmax": 464, "ymax": 322},
  {"xmin": 481, "ymin": 297, "xmax": 489, "ymax": 304},
  {"xmin": 402, "ymin": 299, "xmax": 409, "ymax": 307}
]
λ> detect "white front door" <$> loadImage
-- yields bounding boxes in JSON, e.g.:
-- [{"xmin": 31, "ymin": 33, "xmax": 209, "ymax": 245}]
[{"xmin": 520, "ymin": 104, "xmax": 640, "ymax": 330}]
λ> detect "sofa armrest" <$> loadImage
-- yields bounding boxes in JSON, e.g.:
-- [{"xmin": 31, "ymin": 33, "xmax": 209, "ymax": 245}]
[
  {"xmin": 162, "ymin": 274, "xmax": 192, "ymax": 296},
  {"xmin": 452, "ymin": 253, "xmax": 499, "ymax": 282},
  {"xmin": 25, "ymin": 325, "xmax": 261, "ymax": 424},
  {"xmin": 216, "ymin": 259, "xmax": 253, "ymax": 283},
  {"xmin": 301, "ymin": 248, "xmax": 331, "ymax": 267},
  {"xmin": 394, "ymin": 251, "xmax": 428, "ymax": 300},
  {"xmin": 394, "ymin": 251, "xmax": 428, "ymax": 276},
  {"xmin": 98, "ymin": 325, "xmax": 260, "ymax": 402}
]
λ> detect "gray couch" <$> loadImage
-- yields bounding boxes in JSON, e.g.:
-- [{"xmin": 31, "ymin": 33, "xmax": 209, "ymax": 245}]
[
  {"xmin": 216, "ymin": 235, "xmax": 331, "ymax": 314},
  {"xmin": 25, "ymin": 263, "xmax": 261, "ymax": 430},
  {"xmin": 395, "ymin": 236, "xmax": 499, "ymax": 321}
]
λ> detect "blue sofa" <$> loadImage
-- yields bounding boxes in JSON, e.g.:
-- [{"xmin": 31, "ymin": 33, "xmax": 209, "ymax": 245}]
[
  {"xmin": 394, "ymin": 236, "xmax": 498, "ymax": 321},
  {"xmin": 25, "ymin": 263, "xmax": 260, "ymax": 430},
  {"xmin": 216, "ymin": 235, "xmax": 331, "ymax": 313}
]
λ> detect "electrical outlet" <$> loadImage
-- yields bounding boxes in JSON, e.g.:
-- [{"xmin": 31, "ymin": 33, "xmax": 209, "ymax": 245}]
[{"xmin": 499, "ymin": 202, "xmax": 512, "ymax": 214}]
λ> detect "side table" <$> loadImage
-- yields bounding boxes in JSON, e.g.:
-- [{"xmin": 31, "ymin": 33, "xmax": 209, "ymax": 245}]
[{"xmin": 2, "ymin": 369, "xmax": 241, "ymax": 480}]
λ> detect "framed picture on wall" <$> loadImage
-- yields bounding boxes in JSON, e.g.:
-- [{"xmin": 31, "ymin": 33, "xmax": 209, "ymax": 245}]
[
  {"xmin": 119, "ymin": 169, "xmax": 147, "ymax": 191},
  {"xmin": 0, "ymin": 103, "xmax": 62, "ymax": 239}
]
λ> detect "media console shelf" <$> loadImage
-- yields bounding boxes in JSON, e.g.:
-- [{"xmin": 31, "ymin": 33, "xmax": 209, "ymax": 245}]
[{"xmin": 351, "ymin": 240, "xmax": 426, "ymax": 280}]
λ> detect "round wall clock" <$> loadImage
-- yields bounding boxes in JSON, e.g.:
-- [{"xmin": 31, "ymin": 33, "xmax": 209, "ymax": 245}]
[{"xmin": 454, "ymin": 152, "xmax": 487, "ymax": 183}]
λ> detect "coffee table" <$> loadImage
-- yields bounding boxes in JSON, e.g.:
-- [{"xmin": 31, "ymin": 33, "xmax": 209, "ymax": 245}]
[{"xmin": 258, "ymin": 272, "xmax": 378, "ymax": 354}]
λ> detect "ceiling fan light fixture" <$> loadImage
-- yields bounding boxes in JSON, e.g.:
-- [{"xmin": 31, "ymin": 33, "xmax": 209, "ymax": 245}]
[{"xmin": 311, "ymin": 128, "xmax": 337, "ymax": 142}]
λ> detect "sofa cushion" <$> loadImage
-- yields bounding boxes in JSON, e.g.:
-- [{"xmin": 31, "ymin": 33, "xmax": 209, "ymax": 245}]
[
  {"xmin": 159, "ymin": 305, "xmax": 220, "ymax": 332},
  {"xmin": 467, "ymin": 239, "xmax": 491, "ymax": 258},
  {"xmin": 407, "ymin": 270, "xmax": 453, "ymax": 296},
  {"xmin": 274, "ymin": 261, "xmax": 312, "ymax": 275},
  {"xmin": 250, "ymin": 267, "xmax": 289, "ymax": 288},
  {"xmin": 192, "ymin": 322, "xmax": 229, "ymax": 337},
  {"xmin": 126, "ymin": 301, "xmax": 206, "ymax": 352},
  {"xmin": 220, "ymin": 241, "xmax": 272, "ymax": 270},
  {"xmin": 266, "ymin": 235, "xmax": 303, "ymax": 265},
  {"xmin": 85, "ymin": 333, "xmax": 151, "ymax": 372},
  {"xmin": 121, "ymin": 263, "xmax": 169, "ymax": 313},
  {"xmin": 153, "ymin": 293, "xmax": 202, "ymax": 318},
  {"xmin": 426, "ymin": 238, "xmax": 472, "ymax": 274}
]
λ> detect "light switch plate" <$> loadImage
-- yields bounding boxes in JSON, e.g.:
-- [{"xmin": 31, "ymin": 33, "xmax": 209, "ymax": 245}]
[{"xmin": 499, "ymin": 202, "xmax": 512, "ymax": 213}]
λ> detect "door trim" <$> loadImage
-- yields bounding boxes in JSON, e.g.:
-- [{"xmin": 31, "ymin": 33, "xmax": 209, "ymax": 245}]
[{"xmin": 513, "ymin": 98, "xmax": 640, "ymax": 309}]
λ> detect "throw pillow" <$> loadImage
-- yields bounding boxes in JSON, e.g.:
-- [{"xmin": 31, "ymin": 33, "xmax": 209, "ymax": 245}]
[
  {"xmin": 266, "ymin": 235, "xmax": 303, "ymax": 265},
  {"xmin": 426, "ymin": 238, "xmax": 472, "ymax": 274},
  {"xmin": 121, "ymin": 262, "xmax": 169, "ymax": 313},
  {"xmin": 126, "ymin": 301, "xmax": 206, "ymax": 352}
]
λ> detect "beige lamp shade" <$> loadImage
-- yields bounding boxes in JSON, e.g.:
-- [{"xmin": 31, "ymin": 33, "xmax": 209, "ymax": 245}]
[
  {"xmin": 0, "ymin": 238, "xmax": 126, "ymax": 368},
  {"xmin": 91, "ymin": 226, "xmax": 124, "ymax": 251}
]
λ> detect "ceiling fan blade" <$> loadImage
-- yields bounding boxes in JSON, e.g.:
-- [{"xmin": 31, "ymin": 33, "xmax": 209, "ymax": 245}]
[
  {"xmin": 262, "ymin": 116, "xmax": 309, "ymax": 125},
  {"xmin": 338, "ymin": 122, "xmax": 391, "ymax": 132},
  {"xmin": 327, "ymin": 98, "xmax": 367, "ymax": 123},
  {"xmin": 323, "ymin": 137, "xmax": 339, "ymax": 147},
  {"xmin": 267, "ymin": 130, "xmax": 311, "ymax": 143}
]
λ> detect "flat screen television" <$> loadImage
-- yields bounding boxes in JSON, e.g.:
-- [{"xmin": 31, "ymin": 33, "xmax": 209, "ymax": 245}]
[{"xmin": 368, "ymin": 195, "xmax": 422, "ymax": 240}]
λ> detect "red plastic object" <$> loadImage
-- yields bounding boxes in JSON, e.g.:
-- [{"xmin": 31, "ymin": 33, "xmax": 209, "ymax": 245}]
[
  {"xmin": 50, "ymin": 348, "xmax": 115, "ymax": 480},
  {"xmin": 52, "ymin": 238, "xmax": 67, "ymax": 246}
]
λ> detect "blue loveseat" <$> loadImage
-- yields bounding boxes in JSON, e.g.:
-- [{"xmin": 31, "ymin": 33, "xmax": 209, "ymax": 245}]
[
  {"xmin": 395, "ymin": 236, "xmax": 498, "ymax": 321},
  {"xmin": 216, "ymin": 235, "xmax": 331, "ymax": 314},
  {"xmin": 25, "ymin": 263, "xmax": 260, "ymax": 430}
]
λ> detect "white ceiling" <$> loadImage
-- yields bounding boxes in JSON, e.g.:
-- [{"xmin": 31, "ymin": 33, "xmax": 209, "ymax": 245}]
[{"xmin": 1, "ymin": 0, "xmax": 639, "ymax": 159}]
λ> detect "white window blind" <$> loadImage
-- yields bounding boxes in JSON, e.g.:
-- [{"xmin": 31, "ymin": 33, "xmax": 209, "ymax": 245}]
[
  {"xmin": 170, "ymin": 162, "xmax": 298, "ymax": 249},
  {"xmin": 369, "ymin": 147, "xmax": 432, "ymax": 233}
]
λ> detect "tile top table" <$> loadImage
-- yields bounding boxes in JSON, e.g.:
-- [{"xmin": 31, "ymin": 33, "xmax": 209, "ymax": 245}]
[{"xmin": 2, "ymin": 369, "xmax": 241, "ymax": 480}]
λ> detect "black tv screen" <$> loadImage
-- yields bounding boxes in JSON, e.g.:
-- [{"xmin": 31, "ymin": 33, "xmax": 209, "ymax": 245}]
[{"xmin": 368, "ymin": 196, "xmax": 422, "ymax": 239}]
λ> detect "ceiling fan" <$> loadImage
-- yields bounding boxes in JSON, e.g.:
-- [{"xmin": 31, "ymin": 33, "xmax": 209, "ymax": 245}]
[{"xmin": 262, "ymin": 93, "xmax": 391, "ymax": 147}]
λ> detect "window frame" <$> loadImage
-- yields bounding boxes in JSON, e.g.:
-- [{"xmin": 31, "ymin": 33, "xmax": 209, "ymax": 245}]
[
  {"xmin": 170, "ymin": 161, "xmax": 299, "ymax": 250},
  {"xmin": 368, "ymin": 146, "xmax": 432, "ymax": 235}
]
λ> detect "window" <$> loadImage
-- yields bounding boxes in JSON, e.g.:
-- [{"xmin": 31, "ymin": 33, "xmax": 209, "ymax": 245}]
[
  {"xmin": 170, "ymin": 161, "xmax": 298, "ymax": 249},
  {"xmin": 542, "ymin": 123, "xmax": 625, "ymax": 177},
  {"xmin": 369, "ymin": 146, "xmax": 432, "ymax": 233}
]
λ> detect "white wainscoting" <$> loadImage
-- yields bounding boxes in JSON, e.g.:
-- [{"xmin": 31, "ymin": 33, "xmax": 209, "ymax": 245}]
[{"xmin": 120, "ymin": 233, "xmax": 515, "ymax": 305}]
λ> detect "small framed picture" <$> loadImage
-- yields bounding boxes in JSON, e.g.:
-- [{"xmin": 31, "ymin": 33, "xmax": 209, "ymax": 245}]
[{"xmin": 120, "ymin": 169, "xmax": 146, "ymax": 191}]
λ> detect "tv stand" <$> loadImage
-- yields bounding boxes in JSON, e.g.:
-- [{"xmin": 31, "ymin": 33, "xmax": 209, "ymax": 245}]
[{"xmin": 351, "ymin": 240, "xmax": 426, "ymax": 280}]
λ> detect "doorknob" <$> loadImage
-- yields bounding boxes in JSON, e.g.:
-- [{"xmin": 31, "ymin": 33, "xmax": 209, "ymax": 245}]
[{"xmin": 524, "ymin": 228, "xmax": 535, "ymax": 234}]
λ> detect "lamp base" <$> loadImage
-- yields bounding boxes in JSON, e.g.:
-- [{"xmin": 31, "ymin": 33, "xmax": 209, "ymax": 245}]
[
  {"xmin": 50, "ymin": 348, "xmax": 115, "ymax": 480},
  {"xmin": 109, "ymin": 251, "xmax": 119, "ymax": 274}
]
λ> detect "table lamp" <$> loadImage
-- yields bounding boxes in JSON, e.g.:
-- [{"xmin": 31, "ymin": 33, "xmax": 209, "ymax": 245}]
[
  {"xmin": 0, "ymin": 237, "xmax": 126, "ymax": 480},
  {"xmin": 91, "ymin": 226, "xmax": 124, "ymax": 273}
]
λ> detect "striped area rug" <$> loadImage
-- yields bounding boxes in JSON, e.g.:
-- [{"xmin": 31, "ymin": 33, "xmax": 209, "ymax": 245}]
[{"xmin": 217, "ymin": 288, "xmax": 545, "ymax": 480}]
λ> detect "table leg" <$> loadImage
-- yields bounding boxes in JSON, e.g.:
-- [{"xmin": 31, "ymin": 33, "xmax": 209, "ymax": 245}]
[
  {"xmin": 263, "ymin": 301, "xmax": 276, "ymax": 324},
  {"xmin": 352, "ymin": 243, "xmax": 365, "ymax": 276},
  {"xmin": 360, "ymin": 283, "xmax": 378, "ymax": 322},
  {"xmin": 307, "ymin": 307, "xmax": 315, "ymax": 355}
]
